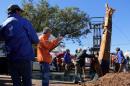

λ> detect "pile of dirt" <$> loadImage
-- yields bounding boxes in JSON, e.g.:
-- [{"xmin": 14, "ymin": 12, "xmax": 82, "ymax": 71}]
[{"xmin": 86, "ymin": 73, "xmax": 130, "ymax": 86}]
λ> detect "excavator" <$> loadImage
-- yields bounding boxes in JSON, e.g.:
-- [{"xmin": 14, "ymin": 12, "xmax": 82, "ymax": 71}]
[{"xmin": 97, "ymin": 3, "xmax": 115, "ymax": 76}]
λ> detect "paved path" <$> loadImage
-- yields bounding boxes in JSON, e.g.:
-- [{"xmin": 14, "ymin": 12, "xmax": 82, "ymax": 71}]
[
  {"xmin": 0, "ymin": 75, "xmax": 82, "ymax": 86},
  {"xmin": 0, "ymin": 69, "xmax": 92, "ymax": 86}
]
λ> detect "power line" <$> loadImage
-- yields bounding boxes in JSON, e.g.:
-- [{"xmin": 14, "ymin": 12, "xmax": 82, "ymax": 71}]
[
  {"xmin": 113, "ymin": 20, "xmax": 130, "ymax": 41},
  {"xmin": 112, "ymin": 42, "xmax": 130, "ymax": 46}
]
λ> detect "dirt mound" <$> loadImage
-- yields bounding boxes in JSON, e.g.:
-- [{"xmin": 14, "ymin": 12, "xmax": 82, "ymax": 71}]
[{"xmin": 86, "ymin": 73, "xmax": 130, "ymax": 86}]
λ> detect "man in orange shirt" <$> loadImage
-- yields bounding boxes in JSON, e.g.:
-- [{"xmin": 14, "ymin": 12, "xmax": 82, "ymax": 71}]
[{"xmin": 37, "ymin": 27, "xmax": 63, "ymax": 86}]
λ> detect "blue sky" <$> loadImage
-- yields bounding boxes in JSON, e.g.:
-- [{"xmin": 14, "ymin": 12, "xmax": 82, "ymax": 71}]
[{"xmin": 0, "ymin": 0, "xmax": 130, "ymax": 54}]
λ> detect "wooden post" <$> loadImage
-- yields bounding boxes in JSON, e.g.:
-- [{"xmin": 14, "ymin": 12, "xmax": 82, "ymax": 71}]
[{"xmin": 98, "ymin": 4, "xmax": 115, "ymax": 75}]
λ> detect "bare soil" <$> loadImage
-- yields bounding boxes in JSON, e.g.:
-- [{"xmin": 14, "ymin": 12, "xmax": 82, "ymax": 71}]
[{"xmin": 85, "ymin": 72, "xmax": 130, "ymax": 86}]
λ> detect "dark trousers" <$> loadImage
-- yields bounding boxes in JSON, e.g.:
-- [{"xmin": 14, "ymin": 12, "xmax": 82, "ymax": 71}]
[
  {"xmin": 115, "ymin": 63, "xmax": 120, "ymax": 72},
  {"xmin": 40, "ymin": 62, "xmax": 50, "ymax": 86},
  {"xmin": 8, "ymin": 60, "xmax": 32, "ymax": 86},
  {"xmin": 64, "ymin": 63, "xmax": 73, "ymax": 76},
  {"xmin": 74, "ymin": 64, "xmax": 84, "ymax": 82}
]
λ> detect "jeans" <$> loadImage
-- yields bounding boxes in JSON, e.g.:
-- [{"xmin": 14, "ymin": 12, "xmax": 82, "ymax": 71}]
[
  {"xmin": 74, "ymin": 64, "xmax": 84, "ymax": 83},
  {"xmin": 40, "ymin": 62, "xmax": 50, "ymax": 86},
  {"xmin": 8, "ymin": 60, "xmax": 32, "ymax": 86}
]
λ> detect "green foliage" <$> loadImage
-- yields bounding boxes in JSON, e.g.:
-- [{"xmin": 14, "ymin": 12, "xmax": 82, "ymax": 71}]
[{"xmin": 22, "ymin": 0, "xmax": 90, "ymax": 40}]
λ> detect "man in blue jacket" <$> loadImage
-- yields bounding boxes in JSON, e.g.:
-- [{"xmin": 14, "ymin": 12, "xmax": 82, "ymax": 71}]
[
  {"xmin": 63, "ymin": 49, "xmax": 72, "ymax": 78},
  {"xmin": 115, "ymin": 48, "xmax": 127, "ymax": 72},
  {"xmin": 0, "ymin": 4, "xmax": 39, "ymax": 86}
]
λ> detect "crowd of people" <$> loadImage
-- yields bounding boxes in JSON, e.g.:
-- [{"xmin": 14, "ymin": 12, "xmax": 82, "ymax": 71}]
[
  {"xmin": 0, "ymin": 4, "xmax": 130, "ymax": 86},
  {"xmin": 50, "ymin": 48, "xmax": 99, "ymax": 84}
]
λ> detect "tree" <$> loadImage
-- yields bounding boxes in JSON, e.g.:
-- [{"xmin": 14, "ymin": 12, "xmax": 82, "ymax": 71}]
[{"xmin": 22, "ymin": 0, "xmax": 90, "ymax": 41}]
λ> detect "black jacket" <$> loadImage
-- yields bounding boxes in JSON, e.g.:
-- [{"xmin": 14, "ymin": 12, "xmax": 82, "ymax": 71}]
[{"xmin": 76, "ymin": 50, "xmax": 90, "ymax": 66}]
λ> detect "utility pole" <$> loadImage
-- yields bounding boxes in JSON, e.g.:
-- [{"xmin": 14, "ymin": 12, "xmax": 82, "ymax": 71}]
[{"xmin": 98, "ymin": 4, "xmax": 115, "ymax": 75}]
